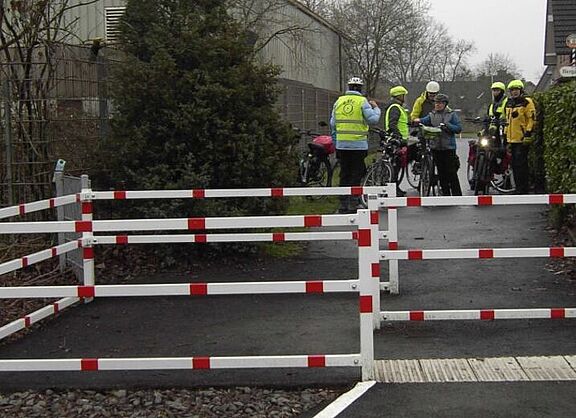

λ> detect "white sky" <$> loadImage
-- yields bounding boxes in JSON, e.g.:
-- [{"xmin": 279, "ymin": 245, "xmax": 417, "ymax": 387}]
[{"xmin": 428, "ymin": 0, "xmax": 547, "ymax": 82}]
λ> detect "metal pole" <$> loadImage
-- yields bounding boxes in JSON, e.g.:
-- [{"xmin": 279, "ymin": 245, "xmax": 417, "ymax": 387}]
[
  {"xmin": 572, "ymin": 49, "xmax": 575, "ymax": 66},
  {"xmin": 97, "ymin": 55, "xmax": 109, "ymax": 142},
  {"xmin": 3, "ymin": 79, "xmax": 13, "ymax": 207},
  {"xmin": 53, "ymin": 159, "xmax": 66, "ymax": 272}
]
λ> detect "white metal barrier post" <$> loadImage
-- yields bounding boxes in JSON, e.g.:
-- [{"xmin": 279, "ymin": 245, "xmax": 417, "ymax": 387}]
[
  {"xmin": 385, "ymin": 184, "xmax": 399, "ymax": 294},
  {"xmin": 366, "ymin": 193, "xmax": 381, "ymax": 330},
  {"xmin": 357, "ymin": 209, "xmax": 375, "ymax": 380},
  {"xmin": 80, "ymin": 175, "xmax": 94, "ymax": 303}
]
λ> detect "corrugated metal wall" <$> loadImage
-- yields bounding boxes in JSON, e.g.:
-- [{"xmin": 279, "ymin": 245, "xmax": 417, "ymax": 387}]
[{"xmin": 63, "ymin": 0, "xmax": 126, "ymax": 43}]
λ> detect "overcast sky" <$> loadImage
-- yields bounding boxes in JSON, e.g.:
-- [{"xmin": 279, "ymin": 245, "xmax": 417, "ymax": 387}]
[{"xmin": 428, "ymin": 0, "xmax": 547, "ymax": 82}]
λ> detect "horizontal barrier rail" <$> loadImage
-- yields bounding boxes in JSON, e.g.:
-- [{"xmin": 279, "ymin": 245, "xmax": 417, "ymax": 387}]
[
  {"xmin": 90, "ymin": 186, "xmax": 385, "ymax": 200},
  {"xmin": 0, "ymin": 297, "xmax": 80, "ymax": 341},
  {"xmin": 381, "ymin": 308, "xmax": 576, "ymax": 321},
  {"xmin": 0, "ymin": 214, "xmax": 356, "ymax": 234},
  {"xmin": 0, "ymin": 241, "xmax": 81, "ymax": 276},
  {"xmin": 0, "ymin": 353, "xmax": 361, "ymax": 372},
  {"xmin": 95, "ymin": 231, "xmax": 359, "ymax": 245},
  {"xmin": 0, "ymin": 194, "xmax": 79, "ymax": 220},
  {"xmin": 0, "ymin": 280, "xmax": 359, "ymax": 299},
  {"xmin": 378, "ymin": 194, "xmax": 576, "ymax": 208},
  {"xmin": 380, "ymin": 247, "xmax": 576, "ymax": 260}
]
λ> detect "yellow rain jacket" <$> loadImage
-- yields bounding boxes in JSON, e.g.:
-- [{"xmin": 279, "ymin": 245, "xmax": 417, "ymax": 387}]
[{"xmin": 504, "ymin": 96, "xmax": 536, "ymax": 143}]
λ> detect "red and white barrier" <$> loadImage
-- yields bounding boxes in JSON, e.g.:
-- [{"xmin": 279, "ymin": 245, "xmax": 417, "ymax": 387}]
[
  {"xmin": 0, "ymin": 280, "xmax": 358, "ymax": 299},
  {"xmin": 0, "ymin": 240, "xmax": 80, "ymax": 276},
  {"xmin": 379, "ymin": 194, "xmax": 576, "ymax": 208},
  {"xmin": 0, "ymin": 297, "xmax": 80, "ymax": 341},
  {"xmin": 381, "ymin": 308, "xmax": 576, "ymax": 321},
  {"xmin": 0, "ymin": 353, "xmax": 360, "ymax": 372},
  {"xmin": 91, "ymin": 186, "xmax": 386, "ymax": 200},
  {"xmin": 0, "ymin": 194, "xmax": 79, "ymax": 220},
  {"xmin": 380, "ymin": 247, "xmax": 576, "ymax": 260}
]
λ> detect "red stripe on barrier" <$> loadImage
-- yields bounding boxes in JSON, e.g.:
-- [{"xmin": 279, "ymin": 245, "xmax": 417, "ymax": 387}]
[
  {"xmin": 195, "ymin": 234, "xmax": 207, "ymax": 243},
  {"xmin": 351, "ymin": 186, "xmax": 363, "ymax": 196},
  {"xmin": 18, "ymin": 204, "xmax": 25, "ymax": 216},
  {"xmin": 83, "ymin": 247, "xmax": 94, "ymax": 260},
  {"xmin": 272, "ymin": 233, "xmax": 285, "ymax": 242},
  {"xmin": 359, "ymin": 295, "xmax": 373, "ymax": 313},
  {"xmin": 190, "ymin": 283, "xmax": 208, "ymax": 296},
  {"xmin": 480, "ymin": 310, "xmax": 495, "ymax": 320},
  {"xmin": 357, "ymin": 229, "xmax": 371, "ymax": 247},
  {"xmin": 306, "ymin": 281, "xmax": 324, "ymax": 294},
  {"xmin": 77, "ymin": 238, "xmax": 83, "ymax": 248},
  {"xmin": 388, "ymin": 242, "xmax": 398, "ymax": 250},
  {"xmin": 550, "ymin": 247, "xmax": 565, "ymax": 258},
  {"xmin": 53, "ymin": 302, "xmax": 60, "ymax": 314},
  {"xmin": 81, "ymin": 202, "xmax": 93, "ymax": 214},
  {"xmin": 407, "ymin": 197, "xmax": 421, "ymax": 207},
  {"xmin": 76, "ymin": 194, "xmax": 81, "ymax": 203},
  {"xmin": 410, "ymin": 311, "xmax": 424, "ymax": 321},
  {"xmin": 24, "ymin": 316, "xmax": 31, "ymax": 327},
  {"xmin": 549, "ymin": 194, "xmax": 564, "ymax": 205},
  {"xmin": 479, "ymin": 249, "xmax": 494, "ymax": 259},
  {"xmin": 408, "ymin": 250, "xmax": 423, "ymax": 260},
  {"xmin": 81, "ymin": 358, "xmax": 99, "ymax": 371},
  {"xmin": 51, "ymin": 248, "xmax": 57, "ymax": 257},
  {"xmin": 271, "ymin": 188, "xmax": 284, "ymax": 197},
  {"xmin": 49, "ymin": 198, "xmax": 55, "ymax": 208},
  {"xmin": 308, "ymin": 355, "xmax": 326, "ymax": 368},
  {"xmin": 21, "ymin": 257, "xmax": 28, "ymax": 268},
  {"xmin": 304, "ymin": 215, "xmax": 322, "ymax": 227},
  {"xmin": 371, "ymin": 263, "xmax": 380, "ymax": 277},
  {"xmin": 370, "ymin": 211, "xmax": 379, "ymax": 224},
  {"xmin": 551, "ymin": 308, "xmax": 565, "ymax": 319},
  {"xmin": 116, "ymin": 235, "xmax": 128, "ymax": 245},
  {"xmin": 352, "ymin": 231, "xmax": 358, "ymax": 240},
  {"xmin": 188, "ymin": 218, "xmax": 206, "ymax": 230},
  {"xmin": 78, "ymin": 286, "xmax": 95, "ymax": 298},
  {"xmin": 193, "ymin": 357, "xmax": 210, "ymax": 369},
  {"xmin": 478, "ymin": 196, "xmax": 493, "ymax": 206},
  {"xmin": 114, "ymin": 191, "xmax": 126, "ymax": 200},
  {"xmin": 192, "ymin": 189, "xmax": 205, "ymax": 199},
  {"xmin": 75, "ymin": 221, "xmax": 92, "ymax": 232}
]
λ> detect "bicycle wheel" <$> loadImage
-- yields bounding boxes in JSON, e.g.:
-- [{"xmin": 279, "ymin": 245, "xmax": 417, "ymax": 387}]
[
  {"xmin": 419, "ymin": 156, "xmax": 433, "ymax": 197},
  {"xmin": 305, "ymin": 158, "xmax": 332, "ymax": 199},
  {"xmin": 491, "ymin": 168, "xmax": 516, "ymax": 193},
  {"xmin": 467, "ymin": 162, "xmax": 475, "ymax": 190},
  {"xmin": 406, "ymin": 160, "xmax": 421, "ymax": 189},
  {"xmin": 361, "ymin": 161, "xmax": 393, "ymax": 207},
  {"xmin": 473, "ymin": 154, "xmax": 489, "ymax": 195}
]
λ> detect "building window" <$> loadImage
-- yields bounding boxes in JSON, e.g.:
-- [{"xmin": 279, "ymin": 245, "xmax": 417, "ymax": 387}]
[{"xmin": 105, "ymin": 7, "xmax": 126, "ymax": 43}]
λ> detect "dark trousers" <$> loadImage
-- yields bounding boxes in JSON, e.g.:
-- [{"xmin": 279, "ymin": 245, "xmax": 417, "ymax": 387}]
[
  {"xmin": 511, "ymin": 143, "xmax": 530, "ymax": 194},
  {"xmin": 337, "ymin": 149, "xmax": 367, "ymax": 209},
  {"xmin": 432, "ymin": 149, "xmax": 462, "ymax": 196}
]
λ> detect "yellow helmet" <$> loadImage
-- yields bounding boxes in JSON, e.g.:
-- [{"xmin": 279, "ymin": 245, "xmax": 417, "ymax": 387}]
[
  {"xmin": 491, "ymin": 82, "xmax": 506, "ymax": 91},
  {"xmin": 390, "ymin": 85, "xmax": 408, "ymax": 97},
  {"xmin": 507, "ymin": 79, "xmax": 524, "ymax": 90}
]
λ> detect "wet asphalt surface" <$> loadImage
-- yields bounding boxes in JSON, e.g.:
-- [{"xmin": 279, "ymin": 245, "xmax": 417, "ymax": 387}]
[{"xmin": 1, "ymin": 138, "xmax": 575, "ymax": 416}]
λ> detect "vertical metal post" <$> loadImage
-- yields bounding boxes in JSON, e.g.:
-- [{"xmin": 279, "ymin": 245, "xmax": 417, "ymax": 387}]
[
  {"xmin": 97, "ymin": 55, "xmax": 109, "ymax": 142},
  {"xmin": 572, "ymin": 49, "xmax": 575, "ymax": 66},
  {"xmin": 366, "ymin": 192, "xmax": 381, "ymax": 330},
  {"xmin": 357, "ymin": 208, "xmax": 375, "ymax": 381},
  {"xmin": 3, "ymin": 79, "xmax": 13, "ymax": 207},
  {"xmin": 53, "ymin": 159, "xmax": 66, "ymax": 272},
  {"xmin": 80, "ymin": 175, "xmax": 95, "ymax": 303},
  {"xmin": 386, "ymin": 183, "xmax": 399, "ymax": 294}
]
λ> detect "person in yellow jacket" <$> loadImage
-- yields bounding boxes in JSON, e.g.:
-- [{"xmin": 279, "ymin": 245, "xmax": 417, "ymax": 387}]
[
  {"xmin": 504, "ymin": 79, "xmax": 536, "ymax": 194},
  {"xmin": 330, "ymin": 76, "xmax": 381, "ymax": 213},
  {"xmin": 410, "ymin": 81, "xmax": 440, "ymax": 120},
  {"xmin": 384, "ymin": 85, "xmax": 410, "ymax": 196}
]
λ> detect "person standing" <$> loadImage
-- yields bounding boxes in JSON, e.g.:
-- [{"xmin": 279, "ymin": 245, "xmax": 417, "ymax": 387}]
[
  {"xmin": 410, "ymin": 81, "xmax": 440, "ymax": 120},
  {"xmin": 384, "ymin": 85, "xmax": 410, "ymax": 196},
  {"xmin": 414, "ymin": 94, "xmax": 462, "ymax": 196},
  {"xmin": 504, "ymin": 79, "xmax": 536, "ymax": 194},
  {"xmin": 330, "ymin": 76, "xmax": 381, "ymax": 213},
  {"xmin": 485, "ymin": 81, "xmax": 508, "ymax": 148}
]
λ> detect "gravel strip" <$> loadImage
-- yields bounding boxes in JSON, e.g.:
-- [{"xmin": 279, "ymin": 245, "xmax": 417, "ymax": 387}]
[{"xmin": 0, "ymin": 386, "xmax": 342, "ymax": 417}]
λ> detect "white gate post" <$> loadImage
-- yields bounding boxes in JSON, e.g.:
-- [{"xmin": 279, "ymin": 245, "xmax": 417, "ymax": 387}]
[
  {"xmin": 357, "ymin": 209, "xmax": 375, "ymax": 380},
  {"xmin": 80, "ymin": 175, "xmax": 95, "ymax": 303},
  {"xmin": 366, "ymin": 193, "xmax": 381, "ymax": 330},
  {"xmin": 386, "ymin": 183, "xmax": 399, "ymax": 294}
]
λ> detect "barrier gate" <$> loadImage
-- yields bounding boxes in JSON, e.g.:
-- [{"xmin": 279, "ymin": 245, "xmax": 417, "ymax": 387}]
[{"xmin": 0, "ymin": 182, "xmax": 575, "ymax": 381}]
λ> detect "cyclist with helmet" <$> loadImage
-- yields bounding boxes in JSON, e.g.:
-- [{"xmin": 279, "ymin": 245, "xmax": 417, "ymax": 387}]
[
  {"xmin": 414, "ymin": 93, "xmax": 463, "ymax": 196},
  {"xmin": 384, "ymin": 85, "xmax": 410, "ymax": 196},
  {"xmin": 330, "ymin": 76, "xmax": 381, "ymax": 213},
  {"xmin": 410, "ymin": 81, "xmax": 440, "ymax": 120},
  {"xmin": 485, "ymin": 81, "xmax": 508, "ymax": 146},
  {"xmin": 504, "ymin": 79, "xmax": 536, "ymax": 194}
]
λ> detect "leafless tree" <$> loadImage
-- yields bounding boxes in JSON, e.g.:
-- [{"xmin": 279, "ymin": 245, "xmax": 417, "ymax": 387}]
[{"xmin": 475, "ymin": 52, "xmax": 521, "ymax": 79}]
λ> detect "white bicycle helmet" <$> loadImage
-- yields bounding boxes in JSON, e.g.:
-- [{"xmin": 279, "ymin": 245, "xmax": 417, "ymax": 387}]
[
  {"xmin": 347, "ymin": 76, "xmax": 364, "ymax": 86},
  {"xmin": 426, "ymin": 81, "xmax": 440, "ymax": 93}
]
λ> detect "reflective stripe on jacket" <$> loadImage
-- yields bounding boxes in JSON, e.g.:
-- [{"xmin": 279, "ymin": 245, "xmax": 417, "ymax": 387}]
[
  {"xmin": 385, "ymin": 103, "xmax": 409, "ymax": 139},
  {"xmin": 504, "ymin": 96, "xmax": 536, "ymax": 143},
  {"xmin": 334, "ymin": 94, "xmax": 369, "ymax": 142},
  {"xmin": 489, "ymin": 97, "xmax": 508, "ymax": 119}
]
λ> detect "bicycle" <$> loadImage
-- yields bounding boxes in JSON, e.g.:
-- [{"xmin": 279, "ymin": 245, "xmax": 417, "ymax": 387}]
[
  {"xmin": 466, "ymin": 117, "xmax": 515, "ymax": 195},
  {"xmin": 297, "ymin": 128, "xmax": 336, "ymax": 195},
  {"xmin": 415, "ymin": 124, "xmax": 442, "ymax": 197},
  {"xmin": 361, "ymin": 127, "xmax": 407, "ymax": 206}
]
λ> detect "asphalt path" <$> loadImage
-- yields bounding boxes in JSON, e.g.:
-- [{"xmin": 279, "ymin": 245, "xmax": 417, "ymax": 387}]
[{"xmin": 1, "ymin": 138, "xmax": 575, "ymax": 415}]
